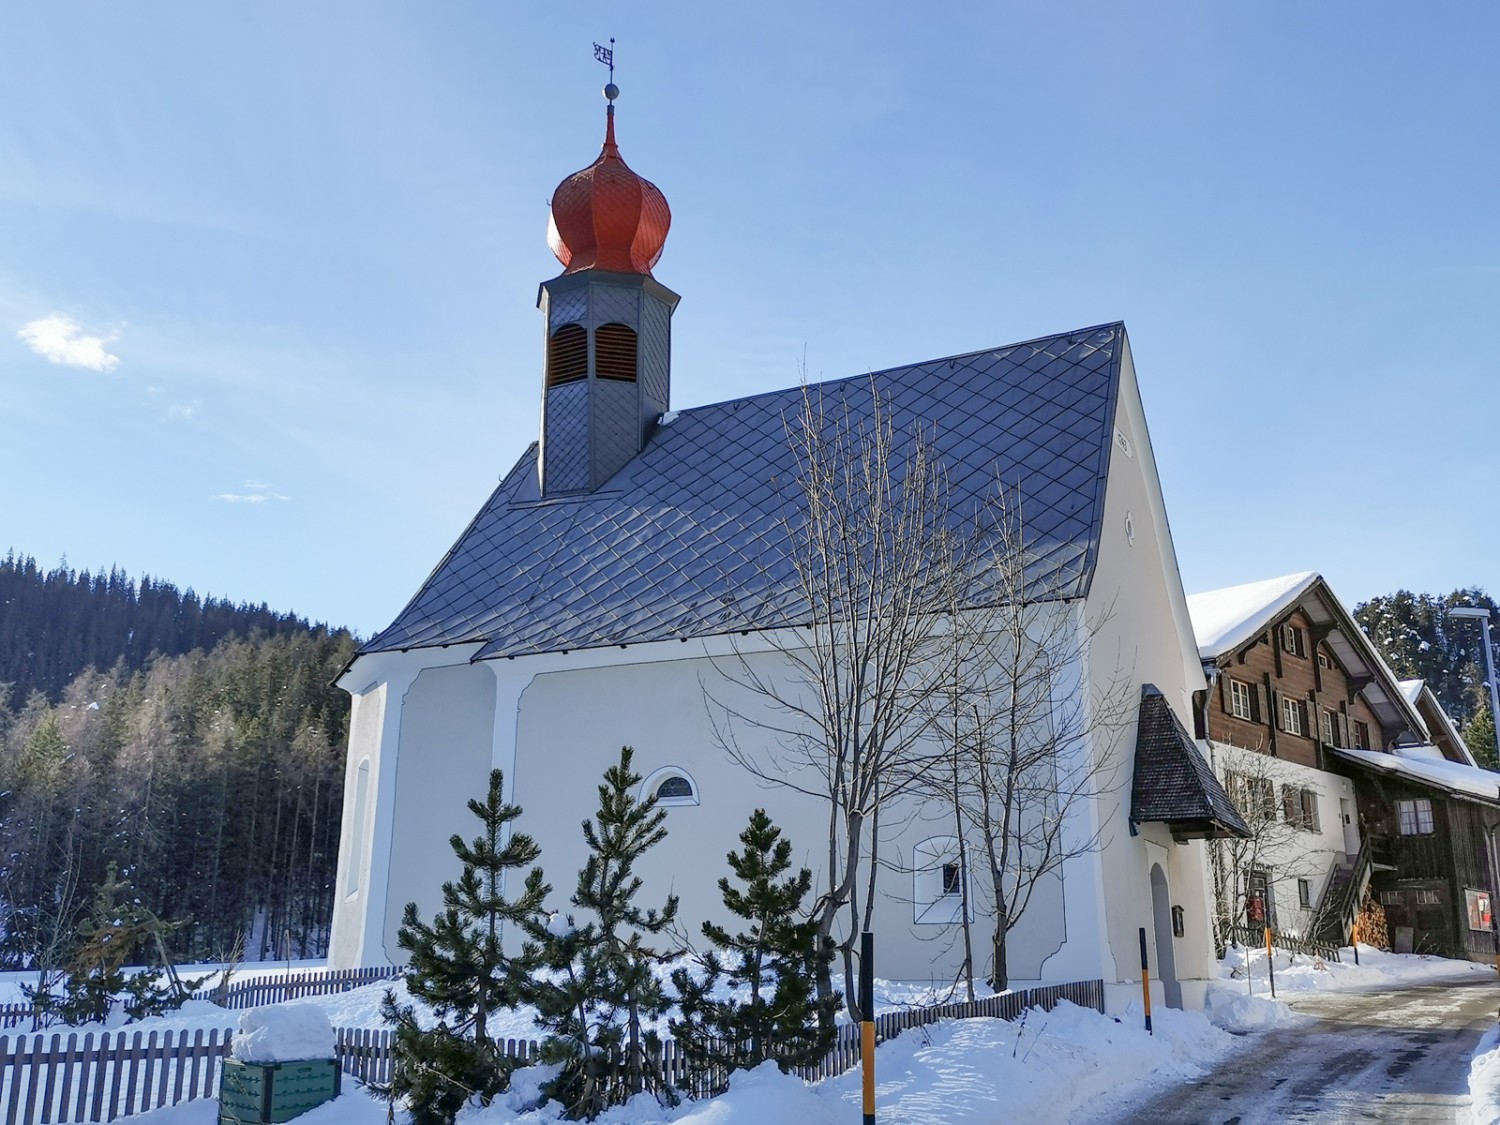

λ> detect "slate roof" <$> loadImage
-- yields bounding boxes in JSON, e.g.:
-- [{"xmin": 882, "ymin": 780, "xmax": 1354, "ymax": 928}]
[
  {"xmin": 1131, "ymin": 686, "xmax": 1251, "ymax": 840},
  {"xmin": 363, "ymin": 323, "xmax": 1126, "ymax": 660}
]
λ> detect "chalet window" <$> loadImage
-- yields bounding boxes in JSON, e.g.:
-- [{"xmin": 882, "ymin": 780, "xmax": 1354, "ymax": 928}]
[
  {"xmin": 547, "ymin": 323, "xmax": 589, "ymax": 387},
  {"xmin": 1397, "ymin": 798, "xmax": 1434, "ymax": 836},
  {"xmin": 1280, "ymin": 694, "xmax": 1306, "ymax": 736},
  {"xmin": 1354, "ymin": 720, "xmax": 1371, "ymax": 749},
  {"xmin": 1320, "ymin": 709, "xmax": 1346, "ymax": 748},
  {"xmin": 594, "ymin": 323, "xmax": 638, "ymax": 381},
  {"xmin": 1298, "ymin": 879, "xmax": 1312, "ymax": 908},
  {"xmin": 1282, "ymin": 785, "xmax": 1321, "ymax": 831},
  {"xmin": 1415, "ymin": 887, "xmax": 1442, "ymax": 906},
  {"xmin": 1318, "ymin": 652, "xmax": 1330, "ymax": 670},
  {"xmin": 1230, "ymin": 679, "xmax": 1255, "ymax": 721},
  {"xmin": 1229, "ymin": 774, "xmax": 1277, "ymax": 823},
  {"xmin": 1282, "ymin": 624, "xmax": 1307, "ymax": 658},
  {"xmin": 1381, "ymin": 889, "xmax": 1403, "ymax": 906}
]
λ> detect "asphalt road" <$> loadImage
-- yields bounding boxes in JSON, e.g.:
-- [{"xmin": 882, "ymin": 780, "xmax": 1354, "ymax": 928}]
[{"xmin": 1100, "ymin": 974, "xmax": 1499, "ymax": 1124}]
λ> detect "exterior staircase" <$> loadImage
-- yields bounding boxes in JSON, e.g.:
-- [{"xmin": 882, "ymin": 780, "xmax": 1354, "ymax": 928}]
[{"xmin": 1314, "ymin": 837, "xmax": 1373, "ymax": 947}]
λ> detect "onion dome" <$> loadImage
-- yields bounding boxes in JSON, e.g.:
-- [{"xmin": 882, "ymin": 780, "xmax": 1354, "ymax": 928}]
[{"xmin": 547, "ymin": 91, "xmax": 671, "ymax": 276}]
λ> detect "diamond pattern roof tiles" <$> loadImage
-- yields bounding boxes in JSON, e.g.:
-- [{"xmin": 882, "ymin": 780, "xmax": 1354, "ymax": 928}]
[{"xmin": 362, "ymin": 323, "xmax": 1126, "ymax": 661}]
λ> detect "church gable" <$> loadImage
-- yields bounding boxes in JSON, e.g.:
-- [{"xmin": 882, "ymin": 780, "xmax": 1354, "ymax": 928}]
[{"xmin": 363, "ymin": 322, "xmax": 1127, "ymax": 661}]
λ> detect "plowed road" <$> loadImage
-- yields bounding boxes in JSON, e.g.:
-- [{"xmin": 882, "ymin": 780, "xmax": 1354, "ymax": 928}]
[{"xmin": 1106, "ymin": 974, "xmax": 1498, "ymax": 1123}]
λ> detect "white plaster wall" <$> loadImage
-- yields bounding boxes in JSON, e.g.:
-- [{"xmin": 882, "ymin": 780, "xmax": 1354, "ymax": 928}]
[
  {"xmin": 382, "ymin": 663, "xmax": 498, "ymax": 961},
  {"xmin": 1208, "ymin": 744, "xmax": 1357, "ymax": 936},
  {"xmin": 505, "ymin": 640, "xmax": 1097, "ymax": 987},
  {"xmin": 1083, "ymin": 334, "xmax": 1220, "ymax": 1009},
  {"xmin": 328, "ymin": 683, "xmax": 386, "ymax": 968}
]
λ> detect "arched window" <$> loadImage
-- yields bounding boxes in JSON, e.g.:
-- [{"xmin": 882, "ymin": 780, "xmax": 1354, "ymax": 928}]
[
  {"xmin": 640, "ymin": 766, "xmax": 699, "ymax": 807},
  {"xmin": 547, "ymin": 323, "xmax": 588, "ymax": 387},
  {"xmin": 594, "ymin": 323, "xmax": 638, "ymax": 382}
]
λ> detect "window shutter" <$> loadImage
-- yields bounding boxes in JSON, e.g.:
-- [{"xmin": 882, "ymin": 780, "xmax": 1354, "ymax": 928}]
[
  {"xmin": 1255, "ymin": 684, "xmax": 1268, "ymax": 725},
  {"xmin": 1305, "ymin": 791, "xmax": 1321, "ymax": 833},
  {"xmin": 1282, "ymin": 784, "xmax": 1299, "ymax": 826},
  {"xmin": 1337, "ymin": 712, "xmax": 1350, "ymax": 748},
  {"xmin": 1220, "ymin": 673, "xmax": 1232, "ymax": 714},
  {"xmin": 1273, "ymin": 689, "xmax": 1285, "ymax": 731}
]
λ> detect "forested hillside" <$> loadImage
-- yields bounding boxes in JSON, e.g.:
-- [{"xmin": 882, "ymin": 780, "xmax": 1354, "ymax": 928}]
[
  {"xmin": 1354, "ymin": 587, "xmax": 1499, "ymax": 766},
  {"xmin": 0, "ymin": 552, "xmax": 327, "ymax": 704},
  {"xmin": 0, "ymin": 555, "xmax": 357, "ymax": 967}
]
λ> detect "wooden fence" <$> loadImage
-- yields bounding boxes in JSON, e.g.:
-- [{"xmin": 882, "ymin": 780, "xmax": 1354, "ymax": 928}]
[
  {"xmin": 1, "ymin": 977, "xmax": 1105, "ymax": 1122},
  {"xmin": 196, "ymin": 965, "xmax": 403, "ymax": 1011},
  {"xmin": 1228, "ymin": 924, "xmax": 1342, "ymax": 962}
]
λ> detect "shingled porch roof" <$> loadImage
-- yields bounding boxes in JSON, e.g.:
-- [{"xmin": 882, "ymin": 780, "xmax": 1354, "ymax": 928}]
[{"xmin": 1131, "ymin": 685, "xmax": 1251, "ymax": 842}]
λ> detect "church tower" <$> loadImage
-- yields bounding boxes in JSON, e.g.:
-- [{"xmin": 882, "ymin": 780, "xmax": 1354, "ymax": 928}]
[{"xmin": 539, "ymin": 81, "xmax": 679, "ymax": 495}]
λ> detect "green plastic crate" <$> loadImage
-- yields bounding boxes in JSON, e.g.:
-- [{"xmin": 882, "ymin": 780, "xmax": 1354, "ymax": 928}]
[{"xmin": 219, "ymin": 1057, "xmax": 342, "ymax": 1124}]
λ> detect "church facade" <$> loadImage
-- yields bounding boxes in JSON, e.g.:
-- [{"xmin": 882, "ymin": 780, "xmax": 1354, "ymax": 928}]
[{"xmin": 326, "ymin": 91, "xmax": 1246, "ymax": 1013}]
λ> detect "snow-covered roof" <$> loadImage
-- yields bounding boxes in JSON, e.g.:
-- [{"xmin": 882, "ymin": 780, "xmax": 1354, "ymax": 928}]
[
  {"xmin": 1185, "ymin": 572, "xmax": 1319, "ymax": 660},
  {"xmin": 1329, "ymin": 746, "xmax": 1500, "ymax": 807},
  {"xmin": 1395, "ymin": 678, "xmax": 1477, "ymax": 767},
  {"xmin": 1399, "ymin": 679, "xmax": 1424, "ymax": 706}
]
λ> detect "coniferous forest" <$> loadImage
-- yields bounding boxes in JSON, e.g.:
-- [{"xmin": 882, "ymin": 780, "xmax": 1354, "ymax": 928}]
[{"xmin": 0, "ymin": 554, "xmax": 357, "ymax": 967}]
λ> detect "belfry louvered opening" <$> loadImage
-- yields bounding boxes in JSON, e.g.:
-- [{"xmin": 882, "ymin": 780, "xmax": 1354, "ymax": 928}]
[
  {"xmin": 594, "ymin": 323, "xmax": 638, "ymax": 382},
  {"xmin": 547, "ymin": 323, "xmax": 588, "ymax": 387}
]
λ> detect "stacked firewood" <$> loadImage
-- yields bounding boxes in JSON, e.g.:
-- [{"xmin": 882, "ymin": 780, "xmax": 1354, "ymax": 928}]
[{"xmin": 1354, "ymin": 888, "xmax": 1390, "ymax": 951}]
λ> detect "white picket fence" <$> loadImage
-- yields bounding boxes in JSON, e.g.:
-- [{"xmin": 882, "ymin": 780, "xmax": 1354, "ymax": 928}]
[{"xmin": 0, "ymin": 978, "xmax": 1106, "ymax": 1123}]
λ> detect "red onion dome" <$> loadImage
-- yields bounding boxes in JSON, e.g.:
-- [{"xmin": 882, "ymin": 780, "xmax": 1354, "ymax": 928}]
[{"xmin": 547, "ymin": 102, "xmax": 671, "ymax": 276}]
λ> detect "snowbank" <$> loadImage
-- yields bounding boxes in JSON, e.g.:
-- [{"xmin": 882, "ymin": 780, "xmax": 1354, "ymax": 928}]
[
  {"xmin": 1471, "ymin": 1025, "xmax": 1500, "ymax": 1125},
  {"xmin": 232, "ymin": 1003, "xmax": 336, "ymax": 1063},
  {"xmin": 1203, "ymin": 984, "xmax": 1303, "ymax": 1034},
  {"xmin": 1220, "ymin": 942, "xmax": 1493, "ymax": 996}
]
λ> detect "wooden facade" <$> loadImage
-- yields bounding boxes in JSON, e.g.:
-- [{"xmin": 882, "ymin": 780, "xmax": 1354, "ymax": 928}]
[{"xmin": 1195, "ymin": 575, "xmax": 1500, "ymax": 962}]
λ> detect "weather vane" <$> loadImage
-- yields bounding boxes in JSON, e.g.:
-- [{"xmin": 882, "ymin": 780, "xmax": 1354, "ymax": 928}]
[{"xmin": 593, "ymin": 39, "xmax": 617, "ymax": 102}]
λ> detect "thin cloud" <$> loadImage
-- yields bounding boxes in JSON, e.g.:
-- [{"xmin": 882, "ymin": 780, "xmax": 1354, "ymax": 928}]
[
  {"xmin": 212, "ymin": 479, "xmax": 289, "ymax": 504},
  {"xmin": 17, "ymin": 314, "xmax": 120, "ymax": 373},
  {"xmin": 167, "ymin": 402, "xmax": 197, "ymax": 421}
]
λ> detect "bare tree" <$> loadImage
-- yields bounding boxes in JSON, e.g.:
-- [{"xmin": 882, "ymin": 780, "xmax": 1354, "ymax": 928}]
[
  {"xmin": 1208, "ymin": 741, "xmax": 1343, "ymax": 949},
  {"xmin": 930, "ymin": 490, "xmax": 1132, "ymax": 991},
  {"xmin": 707, "ymin": 381, "xmax": 966, "ymax": 1018}
]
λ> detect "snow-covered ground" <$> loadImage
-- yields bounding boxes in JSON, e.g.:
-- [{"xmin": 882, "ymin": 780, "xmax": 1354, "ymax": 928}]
[
  {"xmin": 113, "ymin": 999, "xmax": 1240, "ymax": 1124},
  {"xmin": 15, "ymin": 946, "xmax": 1497, "ymax": 1122},
  {"xmin": 1471, "ymin": 1026, "xmax": 1500, "ymax": 1125},
  {"xmin": 1219, "ymin": 940, "xmax": 1496, "ymax": 996}
]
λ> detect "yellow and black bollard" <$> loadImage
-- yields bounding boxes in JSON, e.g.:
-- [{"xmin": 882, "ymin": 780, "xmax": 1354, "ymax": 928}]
[
  {"xmin": 1138, "ymin": 927, "xmax": 1152, "ymax": 1035},
  {"xmin": 861, "ymin": 930, "xmax": 875, "ymax": 1124},
  {"xmin": 1264, "ymin": 925, "xmax": 1276, "ymax": 999}
]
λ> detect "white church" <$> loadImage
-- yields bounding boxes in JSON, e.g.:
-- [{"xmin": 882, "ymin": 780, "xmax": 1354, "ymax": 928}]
[{"xmin": 326, "ymin": 89, "xmax": 1247, "ymax": 1013}]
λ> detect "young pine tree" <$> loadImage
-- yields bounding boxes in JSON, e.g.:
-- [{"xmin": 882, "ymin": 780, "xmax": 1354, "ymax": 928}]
[
  {"xmin": 382, "ymin": 768, "xmax": 548, "ymax": 1125},
  {"xmin": 669, "ymin": 809, "xmax": 839, "ymax": 1093},
  {"xmin": 525, "ymin": 747, "xmax": 680, "ymax": 1121}
]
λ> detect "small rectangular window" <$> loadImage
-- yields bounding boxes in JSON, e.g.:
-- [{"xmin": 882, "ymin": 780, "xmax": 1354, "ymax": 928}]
[
  {"xmin": 1321, "ymin": 709, "xmax": 1336, "ymax": 745},
  {"xmin": 1318, "ymin": 652, "xmax": 1330, "ymax": 669},
  {"xmin": 1397, "ymin": 798, "xmax": 1435, "ymax": 835},
  {"xmin": 1281, "ymin": 694, "xmax": 1305, "ymax": 736},
  {"xmin": 1300, "ymin": 789, "xmax": 1320, "ymax": 833},
  {"xmin": 1415, "ymin": 888, "xmax": 1442, "ymax": 906},
  {"xmin": 941, "ymin": 862, "xmax": 961, "ymax": 897},
  {"xmin": 1381, "ymin": 889, "xmax": 1404, "ymax": 906},
  {"xmin": 1283, "ymin": 625, "xmax": 1307, "ymax": 658},
  {"xmin": 1354, "ymin": 720, "xmax": 1371, "ymax": 749},
  {"xmin": 1230, "ymin": 679, "xmax": 1254, "ymax": 721},
  {"xmin": 1298, "ymin": 879, "xmax": 1311, "ymax": 908}
]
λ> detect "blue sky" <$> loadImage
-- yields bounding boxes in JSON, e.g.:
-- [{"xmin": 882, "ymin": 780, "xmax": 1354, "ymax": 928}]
[{"xmin": 2, "ymin": 3, "xmax": 1495, "ymax": 637}]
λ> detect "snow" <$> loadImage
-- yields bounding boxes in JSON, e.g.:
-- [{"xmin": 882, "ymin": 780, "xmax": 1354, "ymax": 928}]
[
  {"xmin": 1185, "ymin": 571, "xmax": 1319, "ymax": 658},
  {"xmin": 1469, "ymin": 1025, "xmax": 1500, "ymax": 1125},
  {"xmin": 1220, "ymin": 940, "xmax": 1496, "ymax": 995},
  {"xmin": 1330, "ymin": 745, "xmax": 1500, "ymax": 805},
  {"xmin": 1400, "ymin": 678, "xmax": 1426, "ymax": 705},
  {"xmin": 1202, "ymin": 984, "xmax": 1305, "ymax": 1033},
  {"xmin": 232, "ymin": 1002, "xmax": 336, "ymax": 1063}
]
